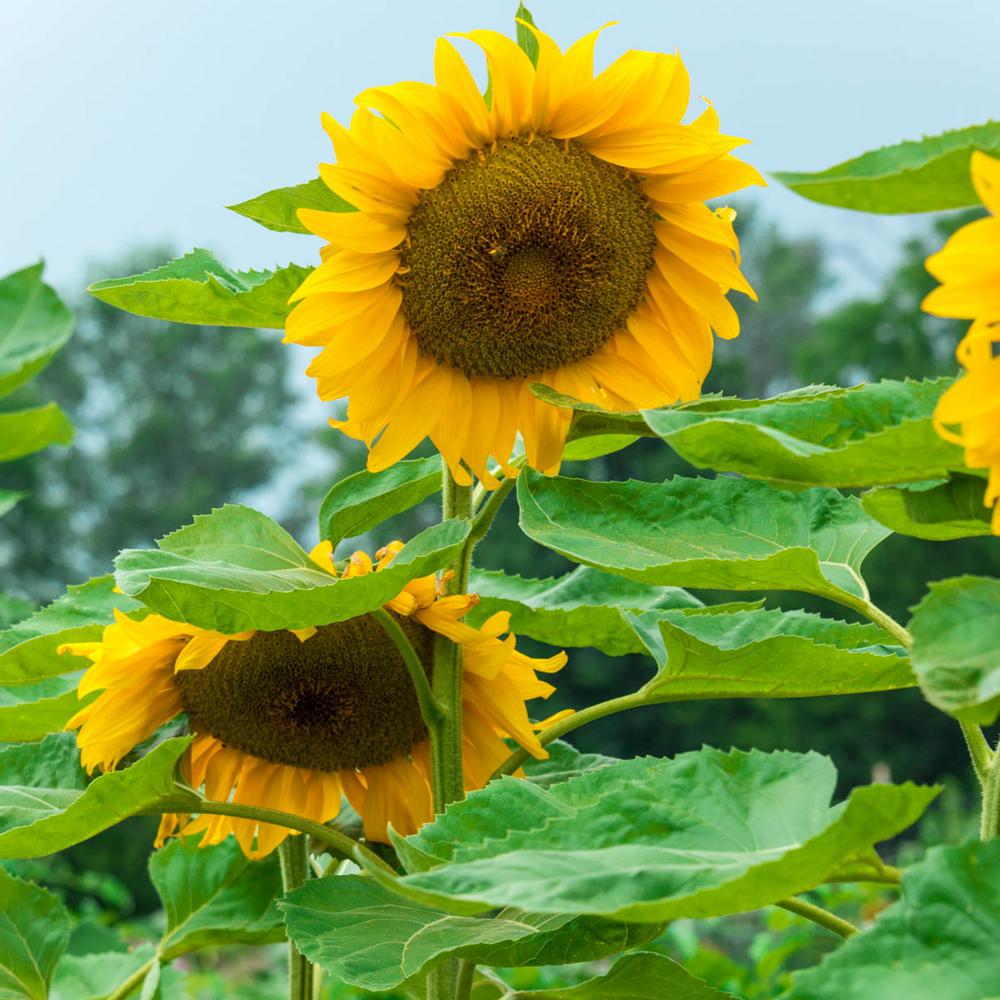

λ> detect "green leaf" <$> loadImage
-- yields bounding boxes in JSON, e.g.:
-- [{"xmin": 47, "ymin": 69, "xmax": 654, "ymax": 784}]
[
  {"xmin": 0, "ymin": 678, "xmax": 91, "ymax": 743},
  {"xmin": 228, "ymin": 177, "xmax": 355, "ymax": 234},
  {"xmin": 115, "ymin": 504, "xmax": 470, "ymax": 633},
  {"xmin": 0, "ymin": 735, "xmax": 197, "ymax": 859},
  {"xmin": 517, "ymin": 470, "xmax": 889, "ymax": 605},
  {"xmin": 51, "ymin": 948, "xmax": 154, "ymax": 1000},
  {"xmin": 521, "ymin": 740, "xmax": 617, "ymax": 790},
  {"xmin": 772, "ymin": 121, "xmax": 1000, "ymax": 213},
  {"xmin": 151, "ymin": 838, "xmax": 284, "ymax": 960},
  {"xmin": 561, "ymin": 433, "xmax": 639, "ymax": 462},
  {"xmin": 319, "ymin": 457, "xmax": 442, "ymax": 547},
  {"xmin": 281, "ymin": 875, "xmax": 659, "ymax": 992},
  {"xmin": 0, "ymin": 596, "xmax": 33, "ymax": 631},
  {"xmin": 793, "ymin": 839, "xmax": 1000, "ymax": 999},
  {"xmin": 88, "ymin": 250, "xmax": 310, "ymax": 330},
  {"xmin": 392, "ymin": 748, "xmax": 936, "ymax": 922},
  {"xmin": 862, "ymin": 475, "xmax": 993, "ymax": 540},
  {"xmin": 467, "ymin": 567, "xmax": 702, "ymax": 656},
  {"xmin": 0, "ymin": 404, "xmax": 73, "ymax": 462},
  {"xmin": 508, "ymin": 951, "xmax": 738, "ymax": 999},
  {"xmin": 515, "ymin": 4, "xmax": 540, "ymax": 67},
  {"xmin": 626, "ymin": 605, "xmax": 912, "ymax": 700},
  {"xmin": 640, "ymin": 379, "xmax": 964, "ymax": 488},
  {"xmin": 0, "ymin": 576, "xmax": 138, "ymax": 686},
  {"xmin": 0, "ymin": 869, "xmax": 70, "ymax": 1000},
  {"xmin": 0, "ymin": 263, "xmax": 74, "ymax": 399},
  {"xmin": 0, "ymin": 492, "xmax": 25, "ymax": 518},
  {"xmin": 909, "ymin": 576, "xmax": 1000, "ymax": 724}
]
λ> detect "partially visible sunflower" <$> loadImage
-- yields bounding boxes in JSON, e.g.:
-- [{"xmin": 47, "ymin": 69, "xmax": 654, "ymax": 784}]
[
  {"xmin": 285, "ymin": 24, "xmax": 762, "ymax": 486},
  {"xmin": 62, "ymin": 541, "xmax": 567, "ymax": 857},
  {"xmin": 923, "ymin": 151, "xmax": 1000, "ymax": 533}
]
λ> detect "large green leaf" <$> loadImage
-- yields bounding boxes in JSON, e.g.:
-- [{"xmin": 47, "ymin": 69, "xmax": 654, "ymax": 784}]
[
  {"xmin": 0, "ymin": 735, "xmax": 196, "ymax": 859},
  {"xmin": 772, "ymin": 122, "xmax": 1000, "ymax": 213},
  {"xmin": 517, "ymin": 470, "xmax": 889, "ymax": 605},
  {"xmin": 0, "ymin": 576, "xmax": 138, "ymax": 686},
  {"xmin": 88, "ymin": 250, "xmax": 310, "ymax": 329},
  {"xmin": 862, "ymin": 475, "xmax": 994, "ymax": 540},
  {"xmin": 51, "ymin": 947, "xmax": 154, "ymax": 1000},
  {"xmin": 467, "ymin": 567, "xmax": 702, "ymax": 656},
  {"xmin": 0, "ymin": 404, "xmax": 73, "ymax": 462},
  {"xmin": 281, "ymin": 875, "xmax": 659, "ymax": 992},
  {"xmin": 0, "ymin": 677, "xmax": 90, "ymax": 743},
  {"xmin": 151, "ymin": 838, "xmax": 284, "ymax": 960},
  {"xmin": 0, "ymin": 869, "xmax": 70, "ymax": 1000},
  {"xmin": 521, "ymin": 740, "xmax": 617, "ymax": 790},
  {"xmin": 228, "ymin": 178, "xmax": 354, "ymax": 234},
  {"xmin": 508, "ymin": 952, "xmax": 738, "ymax": 999},
  {"xmin": 626, "ymin": 606, "xmax": 912, "ymax": 701},
  {"xmin": 319, "ymin": 457, "xmax": 442, "ymax": 548},
  {"xmin": 909, "ymin": 576, "xmax": 1000, "ymax": 724},
  {"xmin": 391, "ymin": 749, "xmax": 936, "ymax": 921},
  {"xmin": 640, "ymin": 379, "xmax": 963, "ymax": 488},
  {"xmin": 115, "ymin": 504, "xmax": 470, "ymax": 633},
  {"xmin": 0, "ymin": 263, "xmax": 74, "ymax": 399},
  {"xmin": 794, "ymin": 839, "xmax": 1000, "ymax": 999}
]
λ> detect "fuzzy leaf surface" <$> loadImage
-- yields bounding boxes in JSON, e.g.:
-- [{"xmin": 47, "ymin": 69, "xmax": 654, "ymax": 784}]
[
  {"xmin": 151, "ymin": 838, "xmax": 284, "ymax": 960},
  {"xmin": 0, "ymin": 735, "xmax": 196, "ymax": 859},
  {"xmin": 626, "ymin": 606, "xmax": 912, "ymax": 700},
  {"xmin": 393, "ymin": 748, "xmax": 936, "ymax": 921},
  {"xmin": 862, "ymin": 475, "xmax": 993, "ymax": 540},
  {"xmin": 467, "ymin": 567, "xmax": 701, "ymax": 656},
  {"xmin": 319, "ymin": 457, "xmax": 442, "ymax": 548},
  {"xmin": 88, "ymin": 249, "xmax": 310, "ymax": 329},
  {"xmin": 909, "ymin": 576, "xmax": 1000, "ymax": 724},
  {"xmin": 281, "ymin": 876, "xmax": 659, "ymax": 991},
  {"xmin": 0, "ymin": 576, "xmax": 137, "ymax": 686},
  {"xmin": 115, "ymin": 504, "xmax": 469, "ymax": 633},
  {"xmin": 0, "ymin": 263, "xmax": 74, "ymax": 398},
  {"xmin": 794, "ymin": 839, "xmax": 1000, "ymax": 999},
  {"xmin": 773, "ymin": 122, "xmax": 1000, "ymax": 212},
  {"xmin": 508, "ymin": 951, "xmax": 738, "ymax": 999},
  {"xmin": 517, "ymin": 471, "xmax": 889, "ymax": 604},
  {"xmin": 228, "ymin": 178, "xmax": 355, "ymax": 233},
  {"xmin": 0, "ymin": 870, "xmax": 70, "ymax": 1000}
]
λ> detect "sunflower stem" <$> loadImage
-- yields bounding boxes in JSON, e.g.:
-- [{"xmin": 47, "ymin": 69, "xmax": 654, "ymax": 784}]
[
  {"xmin": 278, "ymin": 837, "xmax": 314, "ymax": 1000},
  {"xmin": 980, "ymin": 736, "xmax": 1000, "ymax": 840},
  {"xmin": 775, "ymin": 896, "xmax": 858, "ymax": 938},
  {"xmin": 189, "ymin": 798, "xmax": 397, "ymax": 875},
  {"xmin": 371, "ymin": 607, "xmax": 445, "ymax": 726}
]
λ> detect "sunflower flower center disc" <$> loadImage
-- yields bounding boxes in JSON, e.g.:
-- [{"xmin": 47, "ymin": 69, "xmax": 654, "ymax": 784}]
[
  {"xmin": 400, "ymin": 136, "xmax": 657, "ymax": 379},
  {"xmin": 175, "ymin": 616, "xmax": 435, "ymax": 771}
]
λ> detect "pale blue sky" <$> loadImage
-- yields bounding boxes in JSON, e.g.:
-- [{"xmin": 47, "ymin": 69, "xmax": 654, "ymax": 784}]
[{"xmin": 2, "ymin": 0, "xmax": 998, "ymax": 292}]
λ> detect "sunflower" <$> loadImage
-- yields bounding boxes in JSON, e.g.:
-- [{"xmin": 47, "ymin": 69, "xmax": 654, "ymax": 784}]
[
  {"xmin": 284, "ymin": 24, "xmax": 762, "ymax": 486},
  {"xmin": 923, "ymin": 151, "xmax": 1000, "ymax": 534},
  {"xmin": 62, "ymin": 541, "xmax": 567, "ymax": 857}
]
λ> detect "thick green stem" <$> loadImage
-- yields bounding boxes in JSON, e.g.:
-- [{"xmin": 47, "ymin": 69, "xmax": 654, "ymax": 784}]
[
  {"xmin": 372, "ymin": 607, "xmax": 445, "ymax": 726},
  {"xmin": 981, "ymin": 737, "xmax": 1000, "ymax": 840},
  {"xmin": 279, "ymin": 837, "xmax": 314, "ymax": 1000},
  {"xmin": 961, "ymin": 721, "xmax": 992, "ymax": 788},
  {"xmin": 776, "ymin": 897, "xmax": 858, "ymax": 938},
  {"xmin": 494, "ymin": 689, "xmax": 649, "ymax": 778},
  {"xmin": 190, "ymin": 798, "xmax": 396, "ymax": 875},
  {"xmin": 455, "ymin": 960, "xmax": 476, "ymax": 1000}
]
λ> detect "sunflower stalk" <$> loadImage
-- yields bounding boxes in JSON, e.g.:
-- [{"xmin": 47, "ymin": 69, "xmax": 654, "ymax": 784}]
[
  {"xmin": 278, "ymin": 836, "xmax": 315, "ymax": 1000},
  {"xmin": 371, "ymin": 607, "xmax": 446, "ymax": 726}
]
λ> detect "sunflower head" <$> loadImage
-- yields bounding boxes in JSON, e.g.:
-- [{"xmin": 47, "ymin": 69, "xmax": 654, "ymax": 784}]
[
  {"xmin": 62, "ymin": 540, "xmax": 567, "ymax": 856},
  {"xmin": 923, "ymin": 151, "xmax": 1000, "ymax": 533},
  {"xmin": 285, "ymin": 23, "xmax": 762, "ymax": 486}
]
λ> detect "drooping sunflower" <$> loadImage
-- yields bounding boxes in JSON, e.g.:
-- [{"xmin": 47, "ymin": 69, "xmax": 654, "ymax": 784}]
[
  {"xmin": 62, "ymin": 541, "xmax": 566, "ymax": 857},
  {"xmin": 285, "ymin": 24, "xmax": 762, "ymax": 486},
  {"xmin": 923, "ymin": 151, "xmax": 1000, "ymax": 533}
]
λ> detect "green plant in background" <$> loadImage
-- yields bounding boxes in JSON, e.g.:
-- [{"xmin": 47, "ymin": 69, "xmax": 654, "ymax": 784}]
[{"xmin": 2, "ymin": 7, "xmax": 999, "ymax": 1000}]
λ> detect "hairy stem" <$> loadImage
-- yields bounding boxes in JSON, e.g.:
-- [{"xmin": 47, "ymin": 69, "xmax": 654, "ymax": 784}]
[
  {"xmin": 776, "ymin": 896, "xmax": 858, "ymax": 938},
  {"xmin": 455, "ymin": 960, "xmax": 477, "ymax": 1000},
  {"xmin": 279, "ymin": 837, "xmax": 314, "ymax": 1000},
  {"xmin": 494, "ymin": 689, "xmax": 649, "ymax": 778},
  {"xmin": 371, "ymin": 607, "xmax": 445, "ymax": 726},
  {"xmin": 961, "ymin": 721, "xmax": 993, "ymax": 788},
  {"xmin": 981, "ymin": 736, "xmax": 1000, "ymax": 840},
  {"xmin": 190, "ymin": 798, "xmax": 396, "ymax": 875}
]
